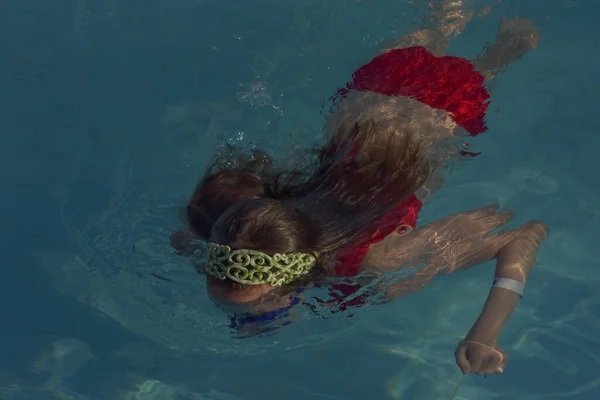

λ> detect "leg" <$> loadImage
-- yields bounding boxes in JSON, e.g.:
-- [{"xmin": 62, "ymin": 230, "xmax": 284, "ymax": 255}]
[
  {"xmin": 420, "ymin": 18, "xmax": 540, "ymax": 199},
  {"xmin": 327, "ymin": 0, "xmax": 499, "ymax": 137},
  {"xmin": 473, "ymin": 17, "xmax": 540, "ymax": 80},
  {"xmin": 380, "ymin": 0, "xmax": 483, "ymax": 56}
]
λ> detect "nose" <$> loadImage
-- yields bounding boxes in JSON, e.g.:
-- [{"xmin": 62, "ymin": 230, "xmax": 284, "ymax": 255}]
[{"xmin": 206, "ymin": 279, "xmax": 274, "ymax": 305}]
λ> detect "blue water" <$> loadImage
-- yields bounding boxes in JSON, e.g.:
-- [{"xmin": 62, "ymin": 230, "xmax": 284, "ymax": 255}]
[{"xmin": 1, "ymin": 0, "xmax": 599, "ymax": 398}]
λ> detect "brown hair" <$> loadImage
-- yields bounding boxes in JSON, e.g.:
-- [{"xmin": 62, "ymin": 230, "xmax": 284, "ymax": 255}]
[{"xmin": 186, "ymin": 119, "xmax": 430, "ymax": 261}]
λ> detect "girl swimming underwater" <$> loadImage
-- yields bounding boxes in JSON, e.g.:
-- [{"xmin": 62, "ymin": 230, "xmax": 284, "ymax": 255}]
[{"xmin": 173, "ymin": 6, "xmax": 546, "ymax": 376}]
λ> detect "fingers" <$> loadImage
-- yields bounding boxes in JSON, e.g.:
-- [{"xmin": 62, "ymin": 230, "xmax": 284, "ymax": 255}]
[
  {"xmin": 467, "ymin": 347, "xmax": 484, "ymax": 374},
  {"xmin": 496, "ymin": 350, "xmax": 509, "ymax": 374},
  {"xmin": 482, "ymin": 204, "xmax": 500, "ymax": 214},
  {"xmin": 469, "ymin": 206, "xmax": 514, "ymax": 239},
  {"xmin": 458, "ymin": 341, "xmax": 508, "ymax": 375},
  {"xmin": 480, "ymin": 354, "xmax": 501, "ymax": 375},
  {"xmin": 455, "ymin": 344, "xmax": 471, "ymax": 374},
  {"xmin": 492, "ymin": 210, "xmax": 514, "ymax": 225},
  {"xmin": 473, "ymin": 206, "xmax": 511, "ymax": 222},
  {"xmin": 468, "ymin": 204, "xmax": 500, "ymax": 218},
  {"xmin": 479, "ymin": 210, "xmax": 514, "ymax": 234},
  {"xmin": 481, "ymin": 349, "xmax": 507, "ymax": 375}
]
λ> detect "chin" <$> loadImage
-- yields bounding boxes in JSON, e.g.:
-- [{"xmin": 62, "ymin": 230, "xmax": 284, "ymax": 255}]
[{"xmin": 207, "ymin": 278, "xmax": 275, "ymax": 305}]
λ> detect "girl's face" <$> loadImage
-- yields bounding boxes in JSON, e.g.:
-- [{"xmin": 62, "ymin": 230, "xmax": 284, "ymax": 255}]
[
  {"xmin": 206, "ymin": 277, "xmax": 274, "ymax": 305},
  {"xmin": 206, "ymin": 278, "xmax": 296, "ymax": 314},
  {"xmin": 206, "ymin": 201, "xmax": 306, "ymax": 313},
  {"xmin": 207, "ymin": 206, "xmax": 280, "ymax": 308}
]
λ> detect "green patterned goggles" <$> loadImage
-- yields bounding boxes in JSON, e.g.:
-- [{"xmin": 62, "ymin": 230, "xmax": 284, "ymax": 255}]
[{"xmin": 206, "ymin": 243, "xmax": 319, "ymax": 286}]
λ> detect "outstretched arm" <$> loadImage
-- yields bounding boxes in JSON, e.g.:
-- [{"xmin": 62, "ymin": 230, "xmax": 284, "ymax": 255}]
[
  {"xmin": 450, "ymin": 215, "xmax": 547, "ymax": 375},
  {"xmin": 362, "ymin": 205, "xmax": 544, "ymax": 276},
  {"xmin": 462, "ymin": 218, "xmax": 547, "ymax": 330},
  {"xmin": 362, "ymin": 205, "xmax": 548, "ymax": 373}
]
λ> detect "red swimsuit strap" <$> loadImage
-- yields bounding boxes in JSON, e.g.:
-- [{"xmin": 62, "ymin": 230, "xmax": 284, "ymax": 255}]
[
  {"xmin": 334, "ymin": 195, "xmax": 423, "ymax": 277},
  {"xmin": 325, "ymin": 196, "xmax": 422, "ymax": 314}
]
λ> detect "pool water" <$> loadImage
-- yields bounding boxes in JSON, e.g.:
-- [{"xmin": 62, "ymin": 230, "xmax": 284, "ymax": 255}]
[{"xmin": 1, "ymin": 0, "xmax": 599, "ymax": 399}]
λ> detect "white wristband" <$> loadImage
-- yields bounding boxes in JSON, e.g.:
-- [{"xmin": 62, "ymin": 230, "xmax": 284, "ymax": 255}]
[{"xmin": 492, "ymin": 278, "xmax": 524, "ymax": 299}]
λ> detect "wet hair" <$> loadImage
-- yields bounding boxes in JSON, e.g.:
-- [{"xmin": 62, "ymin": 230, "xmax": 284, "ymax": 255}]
[
  {"xmin": 186, "ymin": 119, "xmax": 430, "ymax": 263},
  {"xmin": 186, "ymin": 169, "xmax": 267, "ymax": 239},
  {"xmin": 211, "ymin": 198, "xmax": 321, "ymax": 254}
]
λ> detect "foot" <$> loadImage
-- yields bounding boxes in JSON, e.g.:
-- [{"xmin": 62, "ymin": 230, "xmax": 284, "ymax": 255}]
[
  {"xmin": 427, "ymin": 1, "xmax": 475, "ymax": 39},
  {"xmin": 474, "ymin": 17, "xmax": 540, "ymax": 79},
  {"xmin": 380, "ymin": 28, "xmax": 449, "ymax": 56},
  {"xmin": 380, "ymin": 0, "xmax": 479, "ymax": 56},
  {"xmin": 496, "ymin": 17, "xmax": 540, "ymax": 57}
]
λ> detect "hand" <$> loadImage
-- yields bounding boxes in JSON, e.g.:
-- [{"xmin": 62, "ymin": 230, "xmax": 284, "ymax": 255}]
[
  {"xmin": 170, "ymin": 230, "xmax": 197, "ymax": 256},
  {"xmin": 455, "ymin": 339, "xmax": 507, "ymax": 375}
]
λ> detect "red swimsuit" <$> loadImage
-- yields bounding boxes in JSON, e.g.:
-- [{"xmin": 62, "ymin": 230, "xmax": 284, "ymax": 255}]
[{"xmin": 325, "ymin": 46, "xmax": 490, "ymax": 311}]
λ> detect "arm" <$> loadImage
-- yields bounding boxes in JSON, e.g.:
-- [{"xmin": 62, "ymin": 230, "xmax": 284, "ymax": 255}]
[
  {"xmin": 463, "ymin": 221, "xmax": 547, "ymax": 345},
  {"xmin": 449, "ymin": 218, "xmax": 547, "ymax": 375},
  {"xmin": 362, "ymin": 204, "xmax": 546, "ymax": 283},
  {"xmin": 362, "ymin": 205, "xmax": 548, "ymax": 373}
]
